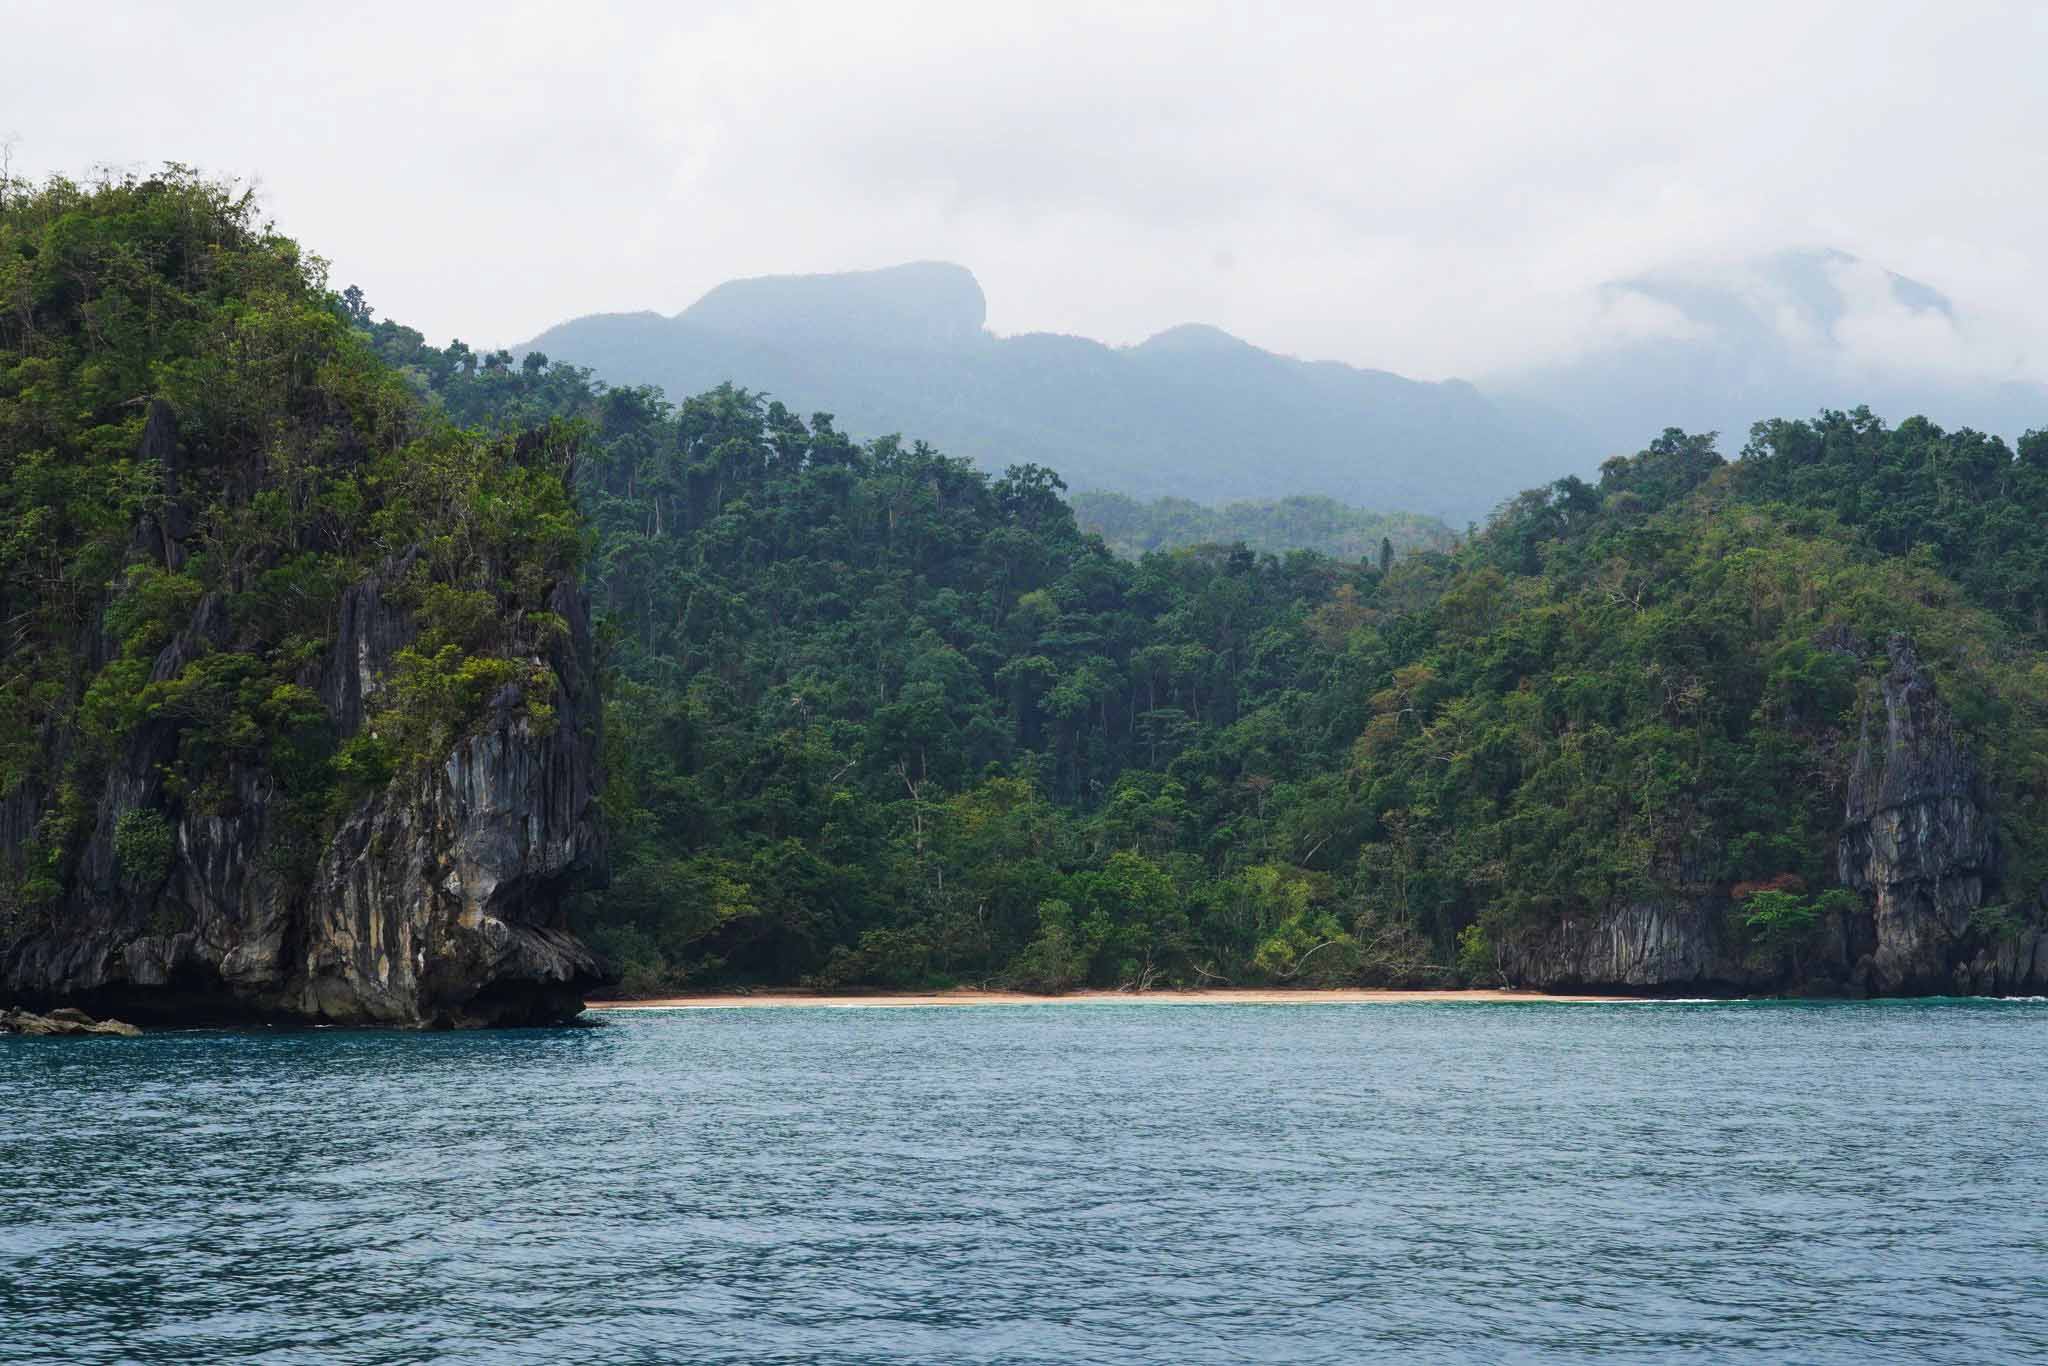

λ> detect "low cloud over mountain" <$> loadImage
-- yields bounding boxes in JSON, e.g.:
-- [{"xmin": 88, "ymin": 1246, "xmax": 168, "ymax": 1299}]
[{"xmin": 1492, "ymin": 249, "xmax": 2048, "ymax": 455}]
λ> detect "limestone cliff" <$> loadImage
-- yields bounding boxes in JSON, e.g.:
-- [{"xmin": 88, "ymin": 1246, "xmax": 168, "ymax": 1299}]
[
  {"xmin": 1501, "ymin": 637, "xmax": 2046, "ymax": 995},
  {"xmin": 1837, "ymin": 639, "xmax": 2046, "ymax": 994},
  {"xmin": 1, "ymin": 174, "xmax": 610, "ymax": 1025},
  {"xmin": 0, "ymin": 411, "xmax": 610, "ymax": 1028},
  {"xmin": 1495, "ymin": 899, "xmax": 1768, "ymax": 995}
]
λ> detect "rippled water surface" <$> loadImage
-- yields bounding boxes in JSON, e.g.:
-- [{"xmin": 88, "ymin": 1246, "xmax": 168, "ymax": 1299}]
[{"xmin": 5, "ymin": 999, "xmax": 2047, "ymax": 1363}]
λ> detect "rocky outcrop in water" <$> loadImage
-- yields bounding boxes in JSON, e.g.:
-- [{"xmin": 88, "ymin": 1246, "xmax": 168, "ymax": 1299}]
[
  {"xmin": 1502, "ymin": 636, "xmax": 2046, "ymax": 996},
  {"xmin": 0, "ymin": 406, "xmax": 610, "ymax": 1028},
  {"xmin": 292, "ymin": 578, "xmax": 609, "ymax": 1025},
  {"xmin": 280, "ymin": 562, "xmax": 609, "ymax": 1026}
]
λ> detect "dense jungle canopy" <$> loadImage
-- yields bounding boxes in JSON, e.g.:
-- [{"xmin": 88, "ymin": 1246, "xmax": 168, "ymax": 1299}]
[
  {"xmin": 6, "ymin": 169, "xmax": 2046, "ymax": 997},
  {"xmin": 360, "ymin": 292, "xmax": 2048, "ymax": 994}
]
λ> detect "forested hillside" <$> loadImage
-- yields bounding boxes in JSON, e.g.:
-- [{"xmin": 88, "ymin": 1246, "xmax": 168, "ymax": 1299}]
[{"xmin": 360, "ymin": 308, "xmax": 2048, "ymax": 995}]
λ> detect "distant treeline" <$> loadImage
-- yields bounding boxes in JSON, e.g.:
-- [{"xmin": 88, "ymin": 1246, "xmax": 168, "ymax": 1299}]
[{"xmin": 1070, "ymin": 492, "xmax": 1455, "ymax": 562}]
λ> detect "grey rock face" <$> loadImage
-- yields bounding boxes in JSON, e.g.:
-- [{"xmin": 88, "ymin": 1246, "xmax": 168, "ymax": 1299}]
[
  {"xmin": 1838, "ymin": 639, "xmax": 2001, "ymax": 992},
  {"xmin": 294, "ymin": 585, "xmax": 608, "ymax": 1025},
  {"xmin": 1498, "ymin": 900, "xmax": 1768, "ymax": 994},
  {"xmin": 1503, "ymin": 636, "xmax": 2044, "ymax": 995}
]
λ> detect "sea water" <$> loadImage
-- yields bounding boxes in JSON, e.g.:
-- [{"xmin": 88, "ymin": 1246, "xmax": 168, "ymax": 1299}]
[{"xmin": 3, "ymin": 999, "xmax": 2045, "ymax": 1363}]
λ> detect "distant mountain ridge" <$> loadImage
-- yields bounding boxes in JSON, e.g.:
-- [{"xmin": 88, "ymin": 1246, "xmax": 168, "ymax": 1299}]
[
  {"xmin": 521, "ymin": 253, "xmax": 2047, "ymax": 524},
  {"xmin": 683, "ymin": 260, "xmax": 988, "ymax": 349},
  {"xmin": 520, "ymin": 264, "xmax": 1586, "ymax": 525}
]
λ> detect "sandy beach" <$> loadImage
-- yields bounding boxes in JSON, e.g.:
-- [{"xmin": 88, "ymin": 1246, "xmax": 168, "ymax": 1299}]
[{"xmin": 585, "ymin": 987, "xmax": 1650, "ymax": 1010}]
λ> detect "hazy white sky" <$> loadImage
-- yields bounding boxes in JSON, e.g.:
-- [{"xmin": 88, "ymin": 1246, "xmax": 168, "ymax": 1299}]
[{"xmin": 11, "ymin": 0, "xmax": 2047, "ymax": 379}]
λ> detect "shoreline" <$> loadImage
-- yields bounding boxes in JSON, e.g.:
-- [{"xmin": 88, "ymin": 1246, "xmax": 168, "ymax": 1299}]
[{"xmin": 583, "ymin": 986, "xmax": 1657, "ymax": 1011}]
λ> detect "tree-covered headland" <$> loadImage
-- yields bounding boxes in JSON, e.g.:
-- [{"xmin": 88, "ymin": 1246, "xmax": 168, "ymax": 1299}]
[
  {"xmin": 0, "ymin": 170, "xmax": 579, "ymax": 921},
  {"xmin": 0, "ymin": 168, "xmax": 604, "ymax": 1023}
]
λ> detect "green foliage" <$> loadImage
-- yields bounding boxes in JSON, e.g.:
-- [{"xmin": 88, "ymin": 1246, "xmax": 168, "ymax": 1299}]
[
  {"xmin": 1006, "ymin": 902, "xmax": 1088, "ymax": 993},
  {"xmin": 1740, "ymin": 890, "xmax": 1820, "ymax": 950},
  {"xmin": 1968, "ymin": 902, "xmax": 2032, "ymax": 944},
  {"xmin": 383, "ymin": 645, "xmax": 526, "ymax": 769},
  {"xmin": 317, "ymin": 267, "xmax": 2048, "ymax": 998},
  {"xmin": 112, "ymin": 809, "xmax": 175, "ymax": 886},
  {"xmin": 1739, "ymin": 410, "xmax": 2048, "ymax": 639},
  {"xmin": 1740, "ymin": 885, "xmax": 1861, "ymax": 975},
  {"xmin": 1456, "ymin": 923, "xmax": 1498, "ymax": 985}
]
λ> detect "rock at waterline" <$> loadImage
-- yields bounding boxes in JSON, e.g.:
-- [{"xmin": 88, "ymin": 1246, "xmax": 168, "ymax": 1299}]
[{"xmin": 0, "ymin": 1007, "xmax": 143, "ymax": 1038}]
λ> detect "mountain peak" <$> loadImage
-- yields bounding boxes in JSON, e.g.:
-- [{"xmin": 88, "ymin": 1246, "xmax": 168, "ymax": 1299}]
[
  {"xmin": 679, "ymin": 261, "xmax": 986, "ymax": 350},
  {"xmin": 1132, "ymin": 322, "xmax": 1258, "ymax": 355}
]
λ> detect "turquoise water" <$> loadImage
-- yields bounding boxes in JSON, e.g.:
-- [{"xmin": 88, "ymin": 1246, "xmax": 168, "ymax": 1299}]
[{"xmin": 3, "ymin": 999, "xmax": 2045, "ymax": 1363}]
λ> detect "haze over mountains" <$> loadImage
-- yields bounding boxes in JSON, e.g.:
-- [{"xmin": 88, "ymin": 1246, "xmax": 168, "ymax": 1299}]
[
  {"xmin": 522, "ymin": 254, "xmax": 2046, "ymax": 525},
  {"xmin": 522, "ymin": 262, "xmax": 1575, "ymax": 525}
]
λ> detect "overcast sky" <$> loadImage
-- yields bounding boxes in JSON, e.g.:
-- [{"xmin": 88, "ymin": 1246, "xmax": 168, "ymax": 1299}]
[{"xmin": 11, "ymin": 0, "xmax": 2047, "ymax": 380}]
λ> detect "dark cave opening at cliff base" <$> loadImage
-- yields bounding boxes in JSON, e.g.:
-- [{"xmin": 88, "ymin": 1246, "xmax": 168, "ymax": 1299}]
[
  {"xmin": 48, "ymin": 967, "xmax": 292, "ymax": 1030},
  {"xmin": 433, "ymin": 979, "xmax": 596, "ymax": 1030}
]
